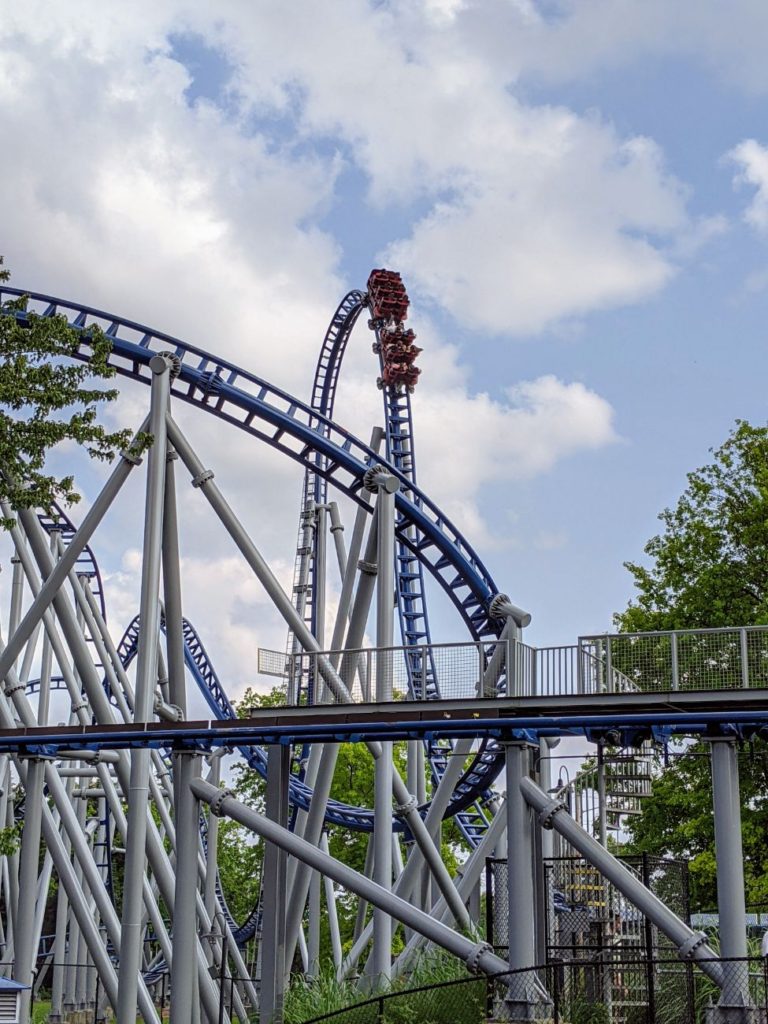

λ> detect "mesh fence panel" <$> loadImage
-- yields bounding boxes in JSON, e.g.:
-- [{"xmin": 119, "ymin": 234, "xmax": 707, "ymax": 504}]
[
  {"xmin": 580, "ymin": 626, "xmax": 768, "ymax": 695},
  {"xmin": 286, "ymin": 641, "xmax": 507, "ymax": 705}
]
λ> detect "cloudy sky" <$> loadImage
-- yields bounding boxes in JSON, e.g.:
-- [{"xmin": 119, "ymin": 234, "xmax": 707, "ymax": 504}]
[{"xmin": 2, "ymin": 0, "xmax": 768, "ymax": 703}]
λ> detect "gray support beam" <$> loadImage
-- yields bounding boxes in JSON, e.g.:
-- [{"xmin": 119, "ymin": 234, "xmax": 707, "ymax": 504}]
[
  {"xmin": 171, "ymin": 753, "xmax": 202, "ymax": 1023},
  {"xmin": 36, "ymin": 626, "xmax": 52, "ymax": 726},
  {"xmin": 327, "ymin": 428, "xmax": 384, "ymax": 661},
  {"xmin": 0, "ymin": 416, "xmax": 149, "ymax": 682},
  {"xmin": 204, "ymin": 753, "xmax": 224, "ymax": 931},
  {"xmin": 118, "ymin": 357, "xmax": 172, "ymax": 1024},
  {"xmin": 520, "ymin": 774, "xmax": 725, "ymax": 986},
  {"xmin": 321, "ymin": 834, "xmax": 343, "ymax": 970},
  {"xmin": 710, "ymin": 740, "xmax": 751, "ymax": 1011},
  {"xmin": 307, "ymin": 502, "xmax": 327, "ymax": 976},
  {"xmin": 373, "ymin": 473, "xmax": 398, "ymax": 982},
  {"xmin": 49, "ymin": 772, "xmax": 76, "ymax": 1024},
  {"xmin": 261, "ymin": 744, "xmax": 291, "ymax": 1024},
  {"xmin": 8, "ymin": 557, "xmax": 24, "ymax": 649},
  {"xmin": 74, "ymin": 796, "xmax": 91, "ymax": 1014},
  {"xmin": 192, "ymin": 779, "xmax": 504, "ymax": 977},
  {"xmin": 13, "ymin": 757, "xmax": 44, "ymax": 1022},
  {"xmin": 162, "ymin": 445, "xmax": 187, "ymax": 717},
  {"xmin": 30, "ymin": 850, "xmax": 53, "ymax": 995},
  {"xmin": 504, "ymin": 744, "xmax": 547, "ymax": 1020}
]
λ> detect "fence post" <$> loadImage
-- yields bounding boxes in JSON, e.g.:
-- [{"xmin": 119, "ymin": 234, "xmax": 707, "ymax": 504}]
[
  {"xmin": 486, "ymin": 858, "xmax": 494, "ymax": 952},
  {"xmin": 507, "ymin": 635, "xmax": 517, "ymax": 697},
  {"xmin": 576, "ymin": 639, "xmax": 585, "ymax": 695},
  {"xmin": 642, "ymin": 853, "xmax": 656, "ymax": 1022},
  {"xmin": 740, "ymin": 628, "xmax": 750, "ymax": 688},
  {"xmin": 671, "ymin": 632, "xmax": 679, "ymax": 691},
  {"xmin": 605, "ymin": 636, "xmax": 613, "ymax": 693}
]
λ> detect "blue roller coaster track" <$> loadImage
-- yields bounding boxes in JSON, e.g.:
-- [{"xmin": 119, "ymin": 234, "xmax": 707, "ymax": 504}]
[
  {"xmin": 290, "ymin": 284, "xmax": 498, "ymax": 847},
  {"xmin": 1, "ymin": 284, "xmax": 512, "ymax": 935}
]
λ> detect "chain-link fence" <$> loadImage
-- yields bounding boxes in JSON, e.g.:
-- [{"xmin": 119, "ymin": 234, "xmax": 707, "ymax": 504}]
[
  {"xmin": 293, "ymin": 959, "xmax": 768, "ymax": 1024},
  {"xmin": 541, "ymin": 855, "xmax": 690, "ymax": 964},
  {"xmin": 486, "ymin": 855, "xmax": 689, "ymax": 965},
  {"xmin": 296, "ymin": 973, "xmax": 490, "ymax": 1024}
]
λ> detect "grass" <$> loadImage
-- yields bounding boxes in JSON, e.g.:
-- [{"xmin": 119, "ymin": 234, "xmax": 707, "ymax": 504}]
[
  {"xmin": 32, "ymin": 1003, "xmax": 51, "ymax": 1024},
  {"xmin": 283, "ymin": 949, "xmax": 484, "ymax": 1024}
]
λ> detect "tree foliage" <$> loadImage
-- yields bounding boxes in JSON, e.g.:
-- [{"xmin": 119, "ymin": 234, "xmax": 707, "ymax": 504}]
[
  {"xmin": 0, "ymin": 257, "xmax": 132, "ymax": 518},
  {"xmin": 617, "ymin": 420, "xmax": 768, "ymax": 632},
  {"xmin": 615, "ymin": 420, "xmax": 768, "ymax": 908}
]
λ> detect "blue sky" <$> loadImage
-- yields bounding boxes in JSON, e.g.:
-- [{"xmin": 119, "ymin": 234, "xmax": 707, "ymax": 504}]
[{"xmin": 2, "ymin": 1, "xmax": 768, "ymax": 695}]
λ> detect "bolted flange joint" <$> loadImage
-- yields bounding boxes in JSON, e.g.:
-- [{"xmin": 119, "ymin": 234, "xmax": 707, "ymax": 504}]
[
  {"xmin": 536, "ymin": 796, "xmax": 567, "ymax": 830},
  {"xmin": 465, "ymin": 941, "xmax": 493, "ymax": 974},
  {"xmin": 120, "ymin": 448, "xmax": 143, "ymax": 466},
  {"xmin": 394, "ymin": 795, "xmax": 418, "ymax": 818},
  {"xmin": 192, "ymin": 469, "xmax": 214, "ymax": 489},
  {"xmin": 209, "ymin": 787, "xmax": 235, "ymax": 817},
  {"xmin": 358, "ymin": 559, "xmax": 378, "ymax": 576},
  {"xmin": 678, "ymin": 931, "xmax": 709, "ymax": 960}
]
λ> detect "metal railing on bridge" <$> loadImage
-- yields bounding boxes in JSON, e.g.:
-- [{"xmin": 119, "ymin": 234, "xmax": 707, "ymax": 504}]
[{"xmin": 257, "ymin": 625, "xmax": 768, "ymax": 706}]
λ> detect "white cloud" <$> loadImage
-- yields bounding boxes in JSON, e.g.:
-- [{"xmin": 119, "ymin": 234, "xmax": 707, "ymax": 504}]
[
  {"xmin": 460, "ymin": 1, "xmax": 768, "ymax": 96},
  {"xmin": 199, "ymin": 4, "xmax": 691, "ymax": 334},
  {"xmin": 409, "ymin": 371, "xmax": 618, "ymax": 545},
  {"xmin": 0, "ymin": 2, "xmax": 650, "ymax": 657},
  {"xmin": 728, "ymin": 139, "xmax": 768, "ymax": 232}
]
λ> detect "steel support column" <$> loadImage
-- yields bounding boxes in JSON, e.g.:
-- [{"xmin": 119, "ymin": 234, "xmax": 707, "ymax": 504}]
[
  {"xmin": 520, "ymin": 775, "xmax": 725, "ymax": 986},
  {"xmin": 710, "ymin": 740, "xmax": 752, "ymax": 1017},
  {"xmin": 13, "ymin": 756, "xmax": 44, "ymax": 1022},
  {"xmin": 505, "ymin": 743, "xmax": 549, "ymax": 1020},
  {"xmin": 373, "ymin": 472, "xmax": 398, "ymax": 982},
  {"xmin": 261, "ymin": 744, "xmax": 291, "ymax": 1024},
  {"xmin": 118, "ymin": 355, "xmax": 172, "ymax": 1024},
  {"xmin": 170, "ymin": 753, "xmax": 202, "ymax": 1024}
]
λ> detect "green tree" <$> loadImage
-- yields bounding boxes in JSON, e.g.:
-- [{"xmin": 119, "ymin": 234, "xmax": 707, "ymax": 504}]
[
  {"xmin": 0, "ymin": 257, "xmax": 132, "ymax": 518},
  {"xmin": 615, "ymin": 420, "xmax": 768, "ymax": 908},
  {"xmin": 617, "ymin": 420, "xmax": 768, "ymax": 632}
]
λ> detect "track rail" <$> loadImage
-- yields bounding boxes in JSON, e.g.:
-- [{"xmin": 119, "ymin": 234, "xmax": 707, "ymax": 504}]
[
  {"xmin": 1, "ymin": 286, "xmax": 500, "ymax": 640},
  {"xmin": 2, "ymin": 287, "xmax": 509, "ymax": 856},
  {"xmin": 290, "ymin": 280, "xmax": 496, "ymax": 845}
]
